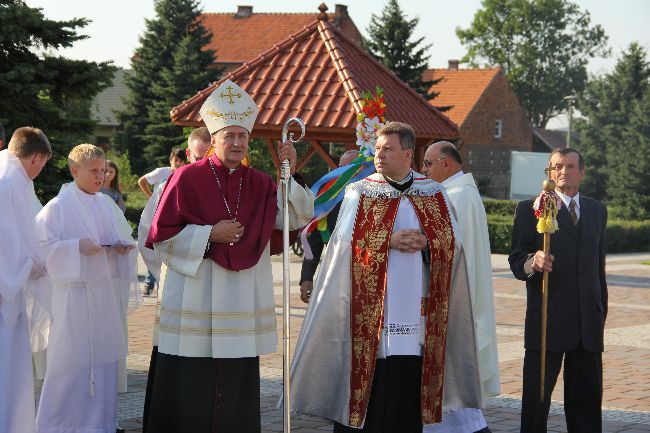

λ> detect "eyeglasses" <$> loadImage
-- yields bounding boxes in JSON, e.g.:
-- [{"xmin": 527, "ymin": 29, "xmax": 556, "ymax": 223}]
[
  {"xmin": 422, "ymin": 157, "xmax": 447, "ymax": 168},
  {"xmin": 185, "ymin": 148, "xmax": 200, "ymax": 161},
  {"xmin": 185, "ymin": 146, "xmax": 214, "ymax": 161}
]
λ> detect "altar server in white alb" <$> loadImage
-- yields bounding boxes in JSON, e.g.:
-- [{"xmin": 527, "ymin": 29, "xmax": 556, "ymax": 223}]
[
  {"xmin": 35, "ymin": 143, "xmax": 140, "ymax": 433},
  {"xmin": 0, "ymin": 127, "xmax": 51, "ymax": 433},
  {"xmin": 144, "ymin": 79, "xmax": 314, "ymax": 433},
  {"xmin": 422, "ymin": 141, "xmax": 500, "ymax": 433}
]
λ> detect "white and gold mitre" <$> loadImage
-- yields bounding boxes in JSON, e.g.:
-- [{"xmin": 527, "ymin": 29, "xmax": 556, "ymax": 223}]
[{"xmin": 199, "ymin": 79, "xmax": 259, "ymax": 134}]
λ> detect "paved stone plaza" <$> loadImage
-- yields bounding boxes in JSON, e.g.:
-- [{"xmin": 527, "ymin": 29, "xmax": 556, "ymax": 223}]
[{"xmin": 119, "ymin": 252, "xmax": 650, "ymax": 433}]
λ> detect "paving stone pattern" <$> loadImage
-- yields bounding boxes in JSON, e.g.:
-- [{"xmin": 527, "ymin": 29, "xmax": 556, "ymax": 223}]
[{"xmin": 119, "ymin": 253, "xmax": 650, "ymax": 432}]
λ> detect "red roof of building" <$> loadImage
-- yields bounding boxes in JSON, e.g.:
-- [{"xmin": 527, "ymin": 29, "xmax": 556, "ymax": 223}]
[
  {"xmin": 173, "ymin": 15, "xmax": 458, "ymax": 143},
  {"xmin": 200, "ymin": 12, "xmax": 317, "ymax": 65},
  {"xmin": 199, "ymin": 6, "xmax": 361, "ymax": 66},
  {"xmin": 424, "ymin": 67, "xmax": 501, "ymax": 127}
]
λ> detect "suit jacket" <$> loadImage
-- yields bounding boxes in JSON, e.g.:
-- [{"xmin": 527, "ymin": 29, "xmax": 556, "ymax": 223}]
[
  {"xmin": 299, "ymin": 202, "xmax": 341, "ymax": 284},
  {"xmin": 509, "ymin": 196, "xmax": 608, "ymax": 353}
]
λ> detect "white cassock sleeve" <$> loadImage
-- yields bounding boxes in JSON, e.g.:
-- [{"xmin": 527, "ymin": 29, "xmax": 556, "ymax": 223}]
[
  {"xmin": 0, "ymin": 183, "xmax": 33, "ymax": 320},
  {"xmin": 154, "ymin": 224, "xmax": 213, "ymax": 278},
  {"xmin": 36, "ymin": 203, "xmax": 82, "ymax": 282},
  {"xmin": 102, "ymin": 195, "xmax": 142, "ymax": 314},
  {"xmin": 275, "ymin": 176, "xmax": 315, "ymax": 230}
]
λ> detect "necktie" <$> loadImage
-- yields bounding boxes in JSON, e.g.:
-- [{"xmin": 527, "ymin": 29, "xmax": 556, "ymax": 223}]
[{"xmin": 569, "ymin": 199, "xmax": 578, "ymax": 225}]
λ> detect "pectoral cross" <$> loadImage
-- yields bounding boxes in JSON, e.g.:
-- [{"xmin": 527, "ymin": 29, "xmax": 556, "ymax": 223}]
[{"xmin": 220, "ymin": 86, "xmax": 241, "ymax": 105}]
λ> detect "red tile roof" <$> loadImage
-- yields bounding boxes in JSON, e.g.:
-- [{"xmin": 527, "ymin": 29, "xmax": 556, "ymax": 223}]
[
  {"xmin": 199, "ymin": 9, "xmax": 359, "ymax": 66},
  {"xmin": 172, "ymin": 17, "xmax": 459, "ymax": 143},
  {"xmin": 200, "ymin": 12, "xmax": 316, "ymax": 65},
  {"xmin": 424, "ymin": 67, "xmax": 501, "ymax": 127}
]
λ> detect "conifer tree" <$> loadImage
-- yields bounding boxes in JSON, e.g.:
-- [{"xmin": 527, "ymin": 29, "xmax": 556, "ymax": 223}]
[
  {"xmin": 116, "ymin": 0, "xmax": 219, "ymax": 172},
  {"xmin": 0, "ymin": 0, "xmax": 116, "ymax": 200},
  {"xmin": 366, "ymin": 0, "xmax": 437, "ymax": 100},
  {"xmin": 575, "ymin": 42, "xmax": 650, "ymax": 218}
]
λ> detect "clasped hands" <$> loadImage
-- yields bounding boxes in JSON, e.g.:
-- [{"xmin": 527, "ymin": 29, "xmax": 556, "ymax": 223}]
[
  {"xmin": 298, "ymin": 230, "xmax": 426, "ymax": 304},
  {"xmin": 210, "ymin": 220, "xmax": 244, "ymax": 244},
  {"xmin": 390, "ymin": 229, "xmax": 427, "ymax": 253}
]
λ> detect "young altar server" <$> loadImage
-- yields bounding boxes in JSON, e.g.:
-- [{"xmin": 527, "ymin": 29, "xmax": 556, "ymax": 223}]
[
  {"xmin": 0, "ymin": 127, "xmax": 51, "ymax": 433},
  {"xmin": 35, "ymin": 143, "xmax": 139, "ymax": 433}
]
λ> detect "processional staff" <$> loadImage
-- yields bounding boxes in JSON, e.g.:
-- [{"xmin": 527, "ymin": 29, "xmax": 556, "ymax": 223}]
[
  {"xmin": 281, "ymin": 117, "xmax": 305, "ymax": 433},
  {"xmin": 533, "ymin": 162, "xmax": 559, "ymax": 402}
]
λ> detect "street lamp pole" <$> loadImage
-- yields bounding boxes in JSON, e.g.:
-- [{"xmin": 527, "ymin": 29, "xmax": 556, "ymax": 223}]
[{"xmin": 563, "ymin": 95, "xmax": 576, "ymax": 148}]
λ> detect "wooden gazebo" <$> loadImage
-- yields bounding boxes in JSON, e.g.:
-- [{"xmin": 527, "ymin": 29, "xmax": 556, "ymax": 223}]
[{"xmin": 171, "ymin": 4, "xmax": 459, "ymax": 172}]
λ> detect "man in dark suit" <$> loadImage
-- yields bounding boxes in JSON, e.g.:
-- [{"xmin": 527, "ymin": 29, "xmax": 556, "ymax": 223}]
[
  {"xmin": 299, "ymin": 150, "xmax": 358, "ymax": 303},
  {"xmin": 509, "ymin": 148, "xmax": 608, "ymax": 432}
]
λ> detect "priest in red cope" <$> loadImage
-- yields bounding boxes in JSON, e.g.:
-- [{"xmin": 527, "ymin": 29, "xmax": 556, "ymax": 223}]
[
  {"xmin": 290, "ymin": 122, "xmax": 482, "ymax": 432},
  {"xmin": 144, "ymin": 79, "xmax": 314, "ymax": 433}
]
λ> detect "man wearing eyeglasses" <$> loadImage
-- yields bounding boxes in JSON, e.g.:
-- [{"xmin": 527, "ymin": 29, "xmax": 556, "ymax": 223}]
[{"xmin": 422, "ymin": 141, "xmax": 499, "ymax": 433}]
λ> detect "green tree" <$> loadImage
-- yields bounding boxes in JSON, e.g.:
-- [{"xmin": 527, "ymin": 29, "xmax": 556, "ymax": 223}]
[
  {"xmin": 457, "ymin": 0, "xmax": 609, "ymax": 127},
  {"xmin": 575, "ymin": 43, "xmax": 650, "ymax": 218},
  {"xmin": 0, "ymin": 0, "xmax": 116, "ymax": 200},
  {"xmin": 366, "ymin": 0, "xmax": 436, "ymax": 99},
  {"xmin": 142, "ymin": 34, "xmax": 217, "ymax": 167},
  {"xmin": 618, "ymin": 90, "xmax": 650, "ymax": 219},
  {"xmin": 115, "ymin": 0, "xmax": 218, "ymax": 173}
]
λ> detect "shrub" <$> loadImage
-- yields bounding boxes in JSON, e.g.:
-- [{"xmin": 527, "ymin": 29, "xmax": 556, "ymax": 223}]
[
  {"xmin": 483, "ymin": 199, "xmax": 517, "ymax": 217},
  {"xmin": 487, "ymin": 216, "xmax": 513, "ymax": 254},
  {"xmin": 606, "ymin": 219, "xmax": 650, "ymax": 253},
  {"xmin": 485, "ymin": 215, "xmax": 650, "ymax": 254}
]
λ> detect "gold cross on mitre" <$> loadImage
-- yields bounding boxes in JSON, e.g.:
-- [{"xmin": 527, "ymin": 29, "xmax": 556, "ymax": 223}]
[{"xmin": 220, "ymin": 86, "xmax": 241, "ymax": 105}]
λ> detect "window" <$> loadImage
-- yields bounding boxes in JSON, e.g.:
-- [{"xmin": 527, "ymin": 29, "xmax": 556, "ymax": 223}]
[{"xmin": 494, "ymin": 119, "xmax": 502, "ymax": 138}]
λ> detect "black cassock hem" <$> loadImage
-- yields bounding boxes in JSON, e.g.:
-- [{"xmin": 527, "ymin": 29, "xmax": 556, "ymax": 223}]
[
  {"xmin": 333, "ymin": 355, "xmax": 423, "ymax": 433},
  {"xmin": 144, "ymin": 352, "xmax": 261, "ymax": 433}
]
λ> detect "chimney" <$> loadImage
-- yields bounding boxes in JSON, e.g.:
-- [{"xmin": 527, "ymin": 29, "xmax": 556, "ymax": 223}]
[
  {"xmin": 448, "ymin": 59, "xmax": 460, "ymax": 70},
  {"xmin": 235, "ymin": 5, "xmax": 253, "ymax": 18},
  {"xmin": 334, "ymin": 4, "xmax": 348, "ymax": 26}
]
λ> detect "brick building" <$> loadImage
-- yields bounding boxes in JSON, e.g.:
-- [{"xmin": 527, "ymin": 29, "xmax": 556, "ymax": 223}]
[{"xmin": 424, "ymin": 61, "xmax": 533, "ymax": 198}]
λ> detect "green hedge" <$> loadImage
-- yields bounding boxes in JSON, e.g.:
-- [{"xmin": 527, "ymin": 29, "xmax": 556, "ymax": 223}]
[
  {"xmin": 483, "ymin": 199, "xmax": 517, "ymax": 217},
  {"xmin": 486, "ymin": 216, "xmax": 650, "ymax": 254},
  {"xmin": 487, "ymin": 216, "xmax": 514, "ymax": 254},
  {"xmin": 123, "ymin": 193, "xmax": 650, "ymax": 253},
  {"xmin": 606, "ymin": 219, "xmax": 650, "ymax": 253}
]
